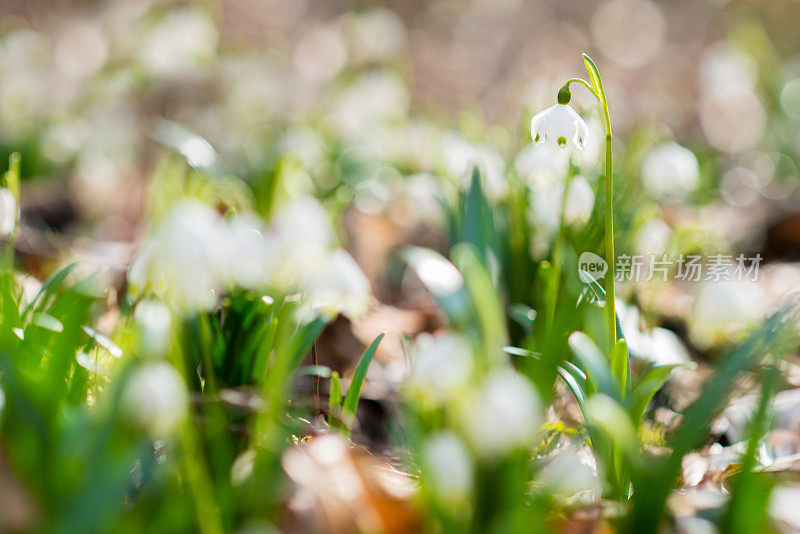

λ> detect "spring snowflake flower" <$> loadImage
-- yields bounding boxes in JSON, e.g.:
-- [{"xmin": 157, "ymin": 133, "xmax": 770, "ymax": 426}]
[
  {"xmin": 122, "ymin": 362, "xmax": 188, "ymax": 438},
  {"xmin": 461, "ymin": 367, "xmax": 541, "ymax": 457},
  {"xmin": 406, "ymin": 333, "xmax": 473, "ymax": 404},
  {"xmin": 641, "ymin": 141, "xmax": 700, "ymax": 202},
  {"xmin": 128, "ymin": 201, "xmax": 225, "ymax": 311},
  {"xmin": 134, "ymin": 300, "xmax": 172, "ymax": 356},
  {"xmin": 530, "ymin": 104, "xmax": 589, "ymax": 150},
  {"xmin": 299, "ymin": 249, "xmax": 372, "ymax": 321},
  {"xmin": 0, "ymin": 188, "xmax": 17, "ymax": 236},
  {"xmin": 689, "ymin": 279, "xmax": 764, "ymax": 349},
  {"xmin": 422, "ymin": 432, "xmax": 473, "ymax": 504}
]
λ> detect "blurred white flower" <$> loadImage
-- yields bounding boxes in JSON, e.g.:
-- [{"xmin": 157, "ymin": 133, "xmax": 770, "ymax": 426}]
[
  {"xmin": 422, "ymin": 432, "xmax": 473, "ymax": 504},
  {"xmin": 689, "ymin": 279, "xmax": 764, "ymax": 350},
  {"xmin": 266, "ymin": 197, "xmax": 336, "ymax": 287},
  {"xmin": 407, "ymin": 333, "xmax": 473, "ymax": 403},
  {"xmin": 343, "ymin": 7, "xmax": 406, "ymax": 64},
  {"xmin": 617, "ymin": 300, "xmax": 690, "ymax": 366},
  {"xmin": 222, "ymin": 214, "xmax": 271, "ymax": 290},
  {"xmin": 128, "ymin": 201, "xmax": 225, "ymax": 311},
  {"xmin": 462, "ymin": 368, "xmax": 541, "ymax": 457},
  {"xmin": 294, "ymin": 23, "xmax": 347, "ymax": 82},
  {"xmin": 564, "ymin": 175, "xmax": 595, "ymax": 224},
  {"xmin": 530, "ymin": 104, "xmax": 589, "ymax": 150},
  {"xmin": 538, "ymin": 445, "xmax": 598, "ymax": 498},
  {"xmin": 529, "ymin": 175, "xmax": 595, "ymax": 238},
  {"xmin": 641, "ymin": 142, "xmax": 700, "ymax": 202},
  {"xmin": 634, "ymin": 218, "xmax": 672, "ymax": 256},
  {"xmin": 134, "ymin": 300, "xmax": 172, "ymax": 356},
  {"xmin": 399, "ymin": 173, "xmax": 444, "ymax": 225},
  {"xmin": 515, "ymin": 143, "xmax": 570, "ymax": 184},
  {"xmin": 122, "ymin": 362, "xmax": 188, "ymax": 437},
  {"xmin": 0, "ymin": 188, "xmax": 17, "ymax": 236},
  {"xmin": 300, "ymin": 249, "xmax": 372, "ymax": 321},
  {"xmin": 139, "ymin": 8, "xmax": 218, "ymax": 77},
  {"xmin": 128, "ymin": 196, "xmax": 371, "ymax": 321},
  {"xmin": 0, "ymin": 382, "xmax": 5, "ymax": 414},
  {"xmin": 329, "ymin": 71, "xmax": 410, "ymax": 142},
  {"xmin": 441, "ymin": 132, "xmax": 506, "ymax": 200},
  {"xmin": 14, "ymin": 274, "xmax": 42, "ymax": 308}
]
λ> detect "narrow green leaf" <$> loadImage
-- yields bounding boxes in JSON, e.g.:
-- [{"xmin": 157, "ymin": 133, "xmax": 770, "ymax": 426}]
[
  {"xmin": 329, "ymin": 371, "xmax": 343, "ymax": 431},
  {"xmin": 628, "ymin": 364, "xmax": 681, "ymax": 425},
  {"xmin": 557, "ymin": 364, "xmax": 588, "ymax": 410},
  {"xmin": 503, "ymin": 346, "xmax": 541, "ymax": 358},
  {"xmin": 452, "ymin": 243, "xmax": 507, "ymax": 365},
  {"xmin": 342, "ymin": 333, "xmax": 385, "ymax": 431},
  {"xmin": 329, "ymin": 371, "xmax": 342, "ymax": 409},
  {"xmin": 582, "ymin": 53, "xmax": 602, "ymax": 94},
  {"xmin": 23, "ymin": 262, "xmax": 78, "ymax": 319},
  {"xmin": 568, "ymin": 331, "xmax": 618, "ymax": 400},
  {"xmin": 611, "ymin": 339, "xmax": 629, "ymax": 397}
]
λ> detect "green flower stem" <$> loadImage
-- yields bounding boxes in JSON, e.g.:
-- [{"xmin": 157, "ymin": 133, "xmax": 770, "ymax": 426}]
[{"xmin": 563, "ymin": 56, "xmax": 616, "ymax": 354}]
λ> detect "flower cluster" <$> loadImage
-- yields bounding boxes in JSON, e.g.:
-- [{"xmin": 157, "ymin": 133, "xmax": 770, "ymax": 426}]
[{"xmin": 128, "ymin": 197, "xmax": 372, "ymax": 320}]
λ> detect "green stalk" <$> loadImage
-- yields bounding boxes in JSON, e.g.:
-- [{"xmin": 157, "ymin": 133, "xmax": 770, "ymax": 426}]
[{"xmin": 563, "ymin": 55, "xmax": 616, "ymax": 353}]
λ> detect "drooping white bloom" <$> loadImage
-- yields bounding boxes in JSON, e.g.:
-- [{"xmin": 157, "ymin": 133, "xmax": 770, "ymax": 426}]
[
  {"xmin": 128, "ymin": 201, "xmax": 225, "ymax": 311},
  {"xmin": 134, "ymin": 300, "xmax": 173, "ymax": 356},
  {"xmin": 564, "ymin": 175, "xmax": 595, "ymax": 224},
  {"xmin": 529, "ymin": 174, "xmax": 595, "ymax": 237},
  {"xmin": 514, "ymin": 143, "xmax": 570, "ymax": 183},
  {"xmin": 617, "ymin": 300, "xmax": 690, "ymax": 366},
  {"xmin": 300, "ymin": 249, "xmax": 372, "ymax": 321},
  {"xmin": 122, "ymin": 362, "xmax": 188, "ymax": 437},
  {"xmin": 689, "ymin": 279, "xmax": 764, "ymax": 350},
  {"xmin": 538, "ymin": 445, "xmax": 598, "ymax": 498},
  {"xmin": 266, "ymin": 197, "xmax": 337, "ymax": 287},
  {"xmin": 0, "ymin": 188, "xmax": 17, "ymax": 236},
  {"xmin": 462, "ymin": 368, "xmax": 541, "ymax": 457},
  {"xmin": 530, "ymin": 104, "xmax": 589, "ymax": 150},
  {"xmin": 441, "ymin": 132, "xmax": 507, "ymax": 200},
  {"xmin": 422, "ymin": 432, "xmax": 473, "ymax": 504},
  {"xmin": 406, "ymin": 333, "xmax": 473, "ymax": 403},
  {"xmin": 221, "ymin": 214, "xmax": 271, "ymax": 290},
  {"xmin": 641, "ymin": 142, "xmax": 700, "ymax": 202},
  {"xmin": 634, "ymin": 218, "xmax": 672, "ymax": 256}
]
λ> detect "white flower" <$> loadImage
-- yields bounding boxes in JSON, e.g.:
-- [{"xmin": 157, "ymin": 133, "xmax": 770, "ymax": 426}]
[
  {"xmin": 422, "ymin": 432, "xmax": 473, "ymax": 504},
  {"xmin": 530, "ymin": 104, "xmax": 589, "ymax": 150},
  {"xmin": 462, "ymin": 368, "xmax": 541, "ymax": 457},
  {"xmin": 266, "ymin": 197, "xmax": 336, "ymax": 288},
  {"xmin": 0, "ymin": 188, "xmax": 17, "ymax": 236},
  {"xmin": 689, "ymin": 279, "xmax": 764, "ymax": 349},
  {"xmin": 634, "ymin": 218, "xmax": 672, "ymax": 256},
  {"xmin": 299, "ymin": 249, "xmax": 372, "ymax": 321},
  {"xmin": 564, "ymin": 175, "xmax": 595, "ymax": 224},
  {"xmin": 538, "ymin": 445, "xmax": 598, "ymax": 498},
  {"xmin": 122, "ymin": 362, "xmax": 188, "ymax": 437},
  {"xmin": 222, "ymin": 214, "xmax": 271, "ymax": 290},
  {"xmin": 134, "ymin": 300, "xmax": 173, "ymax": 356},
  {"xmin": 128, "ymin": 201, "xmax": 225, "ymax": 311},
  {"xmin": 641, "ymin": 142, "xmax": 700, "ymax": 202},
  {"xmin": 406, "ymin": 333, "xmax": 473, "ymax": 403},
  {"xmin": 441, "ymin": 132, "xmax": 507, "ymax": 200},
  {"xmin": 529, "ymin": 174, "xmax": 595, "ymax": 237}
]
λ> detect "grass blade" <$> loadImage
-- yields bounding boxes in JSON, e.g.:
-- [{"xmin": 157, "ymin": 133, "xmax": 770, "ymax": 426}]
[{"xmin": 341, "ymin": 333, "xmax": 384, "ymax": 433}]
